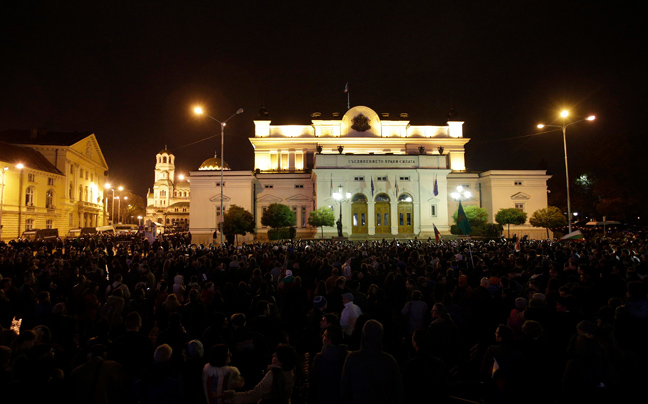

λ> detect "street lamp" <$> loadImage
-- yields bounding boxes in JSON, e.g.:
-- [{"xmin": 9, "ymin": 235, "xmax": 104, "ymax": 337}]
[
  {"xmin": 537, "ymin": 110, "xmax": 595, "ymax": 233},
  {"xmin": 450, "ymin": 185, "xmax": 471, "ymax": 202},
  {"xmin": 137, "ymin": 215, "xmax": 143, "ymax": 226},
  {"xmin": 332, "ymin": 185, "xmax": 352, "ymax": 237},
  {"xmin": 0, "ymin": 166, "xmax": 9, "ymax": 238},
  {"xmin": 194, "ymin": 106, "xmax": 244, "ymax": 245},
  {"xmin": 105, "ymin": 184, "xmax": 123, "ymax": 225}
]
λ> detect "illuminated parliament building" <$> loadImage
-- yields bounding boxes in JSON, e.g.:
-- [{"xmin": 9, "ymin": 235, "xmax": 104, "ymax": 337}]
[{"xmin": 188, "ymin": 106, "xmax": 551, "ymax": 244}]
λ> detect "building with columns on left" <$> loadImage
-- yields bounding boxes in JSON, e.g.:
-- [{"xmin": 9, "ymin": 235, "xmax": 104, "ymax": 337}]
[{"xmin": 0, "ymin": 129, "xmax": 110, "ymax": 241}]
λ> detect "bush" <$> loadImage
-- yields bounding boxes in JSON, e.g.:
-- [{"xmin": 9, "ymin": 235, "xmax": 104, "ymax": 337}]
[
  {"xmin": 289, "ymin": 226, "xmax": 297, "ymax": 240},
  {"xmin": 268, "ymin": 228, "xmax": 291, "ymax": 240}
]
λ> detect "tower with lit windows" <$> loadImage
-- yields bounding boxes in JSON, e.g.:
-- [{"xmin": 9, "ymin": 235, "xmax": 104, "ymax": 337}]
[{"xmin": 146, "ymin": 147, "xmax": 190, "ymax": 231}]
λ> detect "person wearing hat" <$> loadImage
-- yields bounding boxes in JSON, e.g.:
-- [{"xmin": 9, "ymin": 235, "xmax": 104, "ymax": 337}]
[{"xmin": 340, "ymin": 293, "xmax": 362, "ymax": 337}]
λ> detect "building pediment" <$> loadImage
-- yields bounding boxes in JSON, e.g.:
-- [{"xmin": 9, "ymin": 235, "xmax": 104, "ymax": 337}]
[
  {"xmin": 209, "ymin": 194, "xmax": 232, "ymax": 203},
  {"xmin": 257, "ymin": 194, "xmax": 282, "ymax": 202},
  {"xmin": 70, "ymin": 134, "xmax": 109, "ymax": 170},
  {"xmin": 286, "ymin": 194, "xmax": 313, "ymax": 202},
  {"xmin": 511, "ymin": 192, "xmax": 530, "ymax": 200}
]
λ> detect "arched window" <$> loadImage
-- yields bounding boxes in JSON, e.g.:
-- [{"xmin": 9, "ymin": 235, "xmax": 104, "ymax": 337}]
[
  {"xmin": 398, "ymin": 194, "xmax": 413, "ymax": 202},
  {"xmin": 69, "ymin": 184, "xmax": 74, "ymax": 200},
  {"xmin": 46, "ymin": 190, "xmax": 54, "ymax": 208},
  {"xmin": 163, "ymin": 156, "xmax": 167, "ymax": 164},
  {"xmin": 25, "ymin": 187, "xmax": 35, "ymax": 206},
  {"xmin": 375, "ymin": 193, "xmax": 390, "ymax": 202},
  {"xmin": 352, "ymin": 194, "xmax": 367, "ymax": 203}
]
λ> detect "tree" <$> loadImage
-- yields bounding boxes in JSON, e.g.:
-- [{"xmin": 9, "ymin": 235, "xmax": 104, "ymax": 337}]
[
  {"xmin": 261, "ymin": 203, "xmax": 295, "ymax": 230},
  {"xmin": 308, "ymin": 206, "xmax": 335, "ymax": 239},
  {"xmin": 495, "ymin": 208, "xmax": 528, "ymax": 238},
  {"xmin": 529, "ymin": 206, "xmax": 568, "ymax": 238},
  {"xmin": 223, "ymin": 205, "xmax": 255, "ymax": 245},
  {"xmin": 452, "ymin": 205, "xmax": 488, "ymax": 227}
]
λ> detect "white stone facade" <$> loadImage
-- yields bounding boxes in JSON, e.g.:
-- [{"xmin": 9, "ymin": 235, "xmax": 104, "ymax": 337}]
[{"xmin": 188, "ymin": 106, "xmax": 552, "ymax": 243}]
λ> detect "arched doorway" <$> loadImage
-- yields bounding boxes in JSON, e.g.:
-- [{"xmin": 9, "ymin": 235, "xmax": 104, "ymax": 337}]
[
  {"xmin": 374, "ymin": 193, "xmax": 391, "ymax": 234},
  {"xmin": 351, "ymin": 194, "xmax": 368, "ymax": 234},
  {"xmin": 397, "ymin": 194, "xmax": 414, "ymax": 234}
]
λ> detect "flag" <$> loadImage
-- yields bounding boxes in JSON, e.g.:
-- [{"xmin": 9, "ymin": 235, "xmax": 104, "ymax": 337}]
[
  {"xmin": 515, "ymin": 237, "xmax": 520, "ymax": 252},
  {"xmin": 433, "ymin": 224, "xmax": 441, "ymax": 243},
  {"xmin": 457, "ymin": 201, "xmax": 472, "ymax": 235},
  {"xmin": 344, "ymin": 82, "xmax": 348, "ymax": 93},
  {"xmin": 371, "ymin": 176, "xmax": 374, "ymax": 197},
  {"xmin": 395, "ymin": 176, "xmax": 399, "ymax": 196},
  {"xmin": 330, "ymin": 174, "xmax": 333, "ymax": 197},
  {"xmin": 559, "ymin": 230, "xmax": 586, "ymax": 242},
  {"xmin": 433, "ymin": 175, "xmax": 438, "ymax": 196}
]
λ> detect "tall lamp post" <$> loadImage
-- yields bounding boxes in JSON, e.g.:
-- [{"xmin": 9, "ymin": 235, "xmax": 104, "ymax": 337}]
[
  {"xmin": 0, "ymin": 166, "xmax": 8, "ymax": 238},
  {"xmin": 537, "ymin": 111, "xmax": 595, "ymax": 234},
  {"xmin": 332, "ymin": 185, "xmax": 352, "ymax": 238},
  {"xmin": 194, "ymin": 106, "xmax": 244, "ymax": 245},
  {"xmin": 105, "ymin": 184, "xmax": 123, "ymax": 225}
]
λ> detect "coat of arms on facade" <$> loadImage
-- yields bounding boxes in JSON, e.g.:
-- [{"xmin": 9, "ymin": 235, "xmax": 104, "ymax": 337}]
[{"xmin": 351, "ymin": 114, "xmax": 371, "ymax": 132}]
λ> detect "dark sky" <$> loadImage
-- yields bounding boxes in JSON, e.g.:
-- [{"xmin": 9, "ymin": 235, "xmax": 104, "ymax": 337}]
[{"xmin": 1, "ymin": 1, "xmax": 646, "ymax": 198}]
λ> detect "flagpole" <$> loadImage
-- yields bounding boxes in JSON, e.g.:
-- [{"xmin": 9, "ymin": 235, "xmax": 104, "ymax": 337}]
[{"xmin": 347, "ymin": 91, "xmax": 350, "ymax": 110}]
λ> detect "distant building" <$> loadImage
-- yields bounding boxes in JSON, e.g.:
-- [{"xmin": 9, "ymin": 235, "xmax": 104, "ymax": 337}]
[
  {"xmin": 187, "ymin": 106, "xmax": 551, "ymax": 244},
  {"xmin": 145, "ymin": 147, "xmax": 190, "ymax": 232},
  {"xmin": 0, "ymin": 129, "xmax": 109, "ymax": 240}
]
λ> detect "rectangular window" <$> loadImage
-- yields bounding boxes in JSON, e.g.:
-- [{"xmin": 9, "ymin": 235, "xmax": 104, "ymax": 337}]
[
  {"xmin": 399, "ymin": 176, "xmax": 410, "ymax": 181},
  {"xmin": 301, "ymin": 206, "xmax": 306, "ymax": 227},
  {"xmin": 294, "ymin": 184, "xmax": 304, "ymax": 189},
  {"xmin": 399, "ymin": 213, "xmax": 404, "ymax": 226},
  {"xmin": 354, "ymin": 176, "xmax": 365, "ymax": 181},
  {"xmin": 69, "ymin": 213, "xmax": 73, "ymax": 226},
  {"xmin": 385, "ymin": 213, "xmax": 389, "ymax": 226},
  {"xmin": 262, "ymin": 206, "xmax": 267, "ymax": 228},
  {"xmin": 514, "ymin": 181, "xmax": 523, "ymax": 186},
  {"xmin": 361, "ymin": 213, "xmax": 366, "ymax": 226},
  {"xmin": 407, "ymin": 213, "xmax": 411, "ymax": 226},
  {"xmin": 28, "ymin": 173, "xmax": 35, "ymax": 182},
  {"xmin": 376, "ymin": 213, "xmax": 381, "ymax": 226},
  {"xmin": 25, "ymin": 219, "xmax": 34, "ymax": 230},
  {"xmin": 515, "ymin": 203, "xmax": 525, "ymax": 212},
  {"xmin": 353, "ymin": 213, "xmax": 358, "ymax": 226},
  {"xmin": 85, "ymin": 171, "xmax": 88, "ymax": 180},
  {"xmin": 377, "ymin": 176, "xmax": 387, "ymax": 181},
  {"xmin": 431, "ymin": 205, "xmax": 437, "ymax": 217},
  {"xmin": 215, "ymin": 182, "xmax": 225, "ymax": 187},
  {"xmin": 47, "ymin": 178, "xmax": 54, "ymax": 186},
  {"xmin": 264, "ymin": 185, "xmax": 274, "ymax": 189},
  {"xmin": 46, "ymin": 219, "xmax": 53, "ymax": 229}
]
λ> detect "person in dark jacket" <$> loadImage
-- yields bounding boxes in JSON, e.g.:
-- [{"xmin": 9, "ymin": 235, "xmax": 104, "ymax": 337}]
[
  {"xmin": 310, "ymin": 325, "xmax": 348, "ymax": 404},
  {"xmin": 341, "ymin": 319, "xmax": 403, "ymax": 404},
  {"xmin": 402, "ymin": 329, "xmax": 448, "ymax": 403}
]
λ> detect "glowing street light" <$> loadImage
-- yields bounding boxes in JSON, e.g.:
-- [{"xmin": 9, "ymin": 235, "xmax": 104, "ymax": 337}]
[
  {"xmin": 105, "ymin": 184, "xmax": 124, "ymax": 225},
  {"xmin": 450, "ymin": 185, "xmax": 472, "ymax": 201},
  {"xmin": 0, "ymin": 166, "xmax": 9, "ymax": 238},
  {"xmin": 194, "ymin": 105, "xmax": 244, "ymax": 245},
  {"xmin": 537, "ymin": 111, "xmax": 596, "ymax": 233},
  {"xmin": 332, "ymin": 185, "xmax": 352, "ymax": 238}
]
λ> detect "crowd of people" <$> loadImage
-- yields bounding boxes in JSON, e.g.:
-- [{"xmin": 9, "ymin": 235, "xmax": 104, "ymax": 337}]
[{"xmin": 0, "ymin": 232, "xmax": 647, "ymax": 403}]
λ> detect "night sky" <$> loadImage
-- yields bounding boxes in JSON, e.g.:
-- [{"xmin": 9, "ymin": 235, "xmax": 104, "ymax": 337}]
[{"xmin": 1, "ymin": 1, "xmax": 646, "ymax": 204}]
